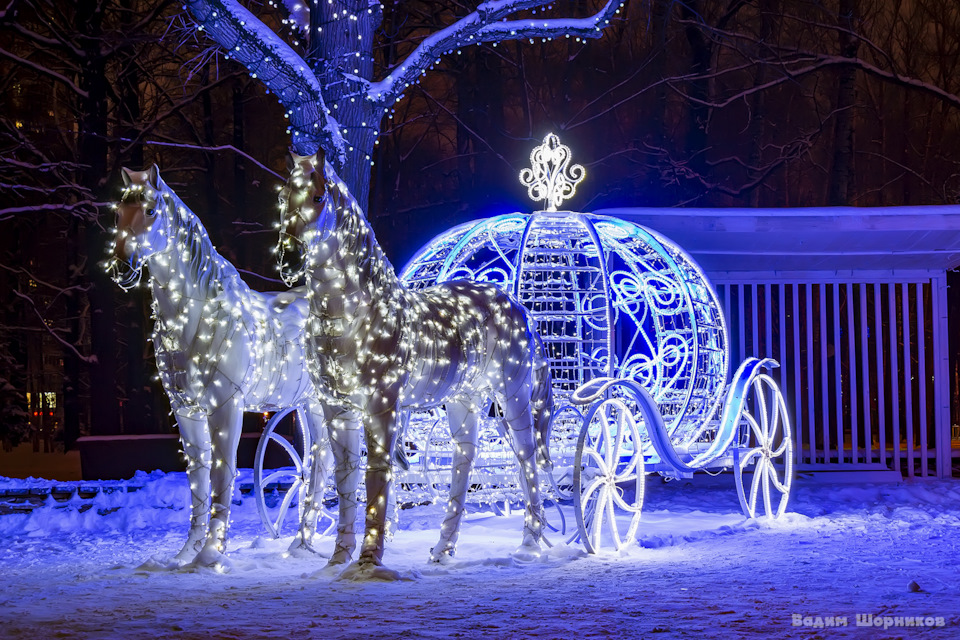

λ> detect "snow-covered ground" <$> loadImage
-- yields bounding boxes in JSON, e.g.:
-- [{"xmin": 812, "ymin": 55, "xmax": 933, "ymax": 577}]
[{"xmin": 2, "ymin": 471, "xmax": 959, "ymax": 639}]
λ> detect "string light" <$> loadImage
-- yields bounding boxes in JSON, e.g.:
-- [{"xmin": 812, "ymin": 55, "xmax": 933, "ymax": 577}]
[
  {"xmin": 106, "ymin": 166, "xmax": 332, "ymax": 565},
  {"xmin": 185, "ymin": 0, "xmax": 626, "ymax": 170},
  {"xmin": 279, "ymin": 151, "xmax": 553, "ymax": 569}
]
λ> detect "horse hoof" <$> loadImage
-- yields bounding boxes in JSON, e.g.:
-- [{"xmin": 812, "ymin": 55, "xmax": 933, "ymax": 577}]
[
  {"xmin": 193, "ymin": 542, "xmax": 230, "ymax": 571},
  {"xmin": 327, "ymin": 549, "xmax": 352, "ymax": 567},
  {"xmin": 428, "ymin": 545, "xmax": 455, "ymax": 564},
  {"xmin": 512, "ymin": 543, "xmax": 542, "ymax": 562},
  {"xmin": 337, "ymin": 560, "xmax": 405, "ymax": 582},
  {"xmin": 136, "ymin": 556, "xmax": 183, "ymax": 572},
  {"xmin": 286, "ymin": 541, "xmax": 327, "ymax": 560},
  {"xmin": 171, "ymin": 551, "xmax": 197, "ymax": 566},
  {"xmin": 173, "ymin": 537, "xmax": 204, "ymax": 565}
]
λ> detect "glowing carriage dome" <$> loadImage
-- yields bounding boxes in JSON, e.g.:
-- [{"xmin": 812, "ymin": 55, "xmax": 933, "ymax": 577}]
[{"xmin": 400, "ymin": 134, "xmax": 729, "ymax": 442}]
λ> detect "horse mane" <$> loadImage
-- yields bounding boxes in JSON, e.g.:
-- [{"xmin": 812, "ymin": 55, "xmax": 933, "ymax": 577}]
[
  {"xmin": 152, "ymin": 174, "xmax": 243, "ymax": 295},
  {"xmin": 320, "ymin": 162, "xmax": 401, "ymax": 296}
]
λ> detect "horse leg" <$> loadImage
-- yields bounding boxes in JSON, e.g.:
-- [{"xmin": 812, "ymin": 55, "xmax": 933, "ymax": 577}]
[
  {"xmin": 194, "ymin": 402, "xmax": 243, "ymax": 567},
  {"xmin": 173, "ymin": 409, "xmax": 212, "ymax": 564},
  {"xmin": 355, "ymin": 392, "xmax": 400, "ymax": 570},
  {"xmin": 327, "ymin": 408, "xmax": 362, "ymax": 566},
  {"xmin": 385, "ymin": 412, "xmax": 412, "ymax": 540},
  {"xmin": 290, "ymin": 402, "xmax": 333, "ymax": 554},
  {"xmin": 429, "ymin": 398, "xmax": 480, "ymax": 562},
  {"xmin": 500, "ymin": 390, "xmax": 545, "ymax": 555}
]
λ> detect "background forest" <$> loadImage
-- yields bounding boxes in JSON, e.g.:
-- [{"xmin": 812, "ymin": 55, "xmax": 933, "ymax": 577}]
[{"xmin": 3, "ymin": 0, "xmax": 960, "ymax": 448}]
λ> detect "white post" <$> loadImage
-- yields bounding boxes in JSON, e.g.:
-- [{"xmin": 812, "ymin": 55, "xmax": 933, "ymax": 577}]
[
  {"xmin": 793, "ymin": 284, "xmax": 803, "ymax": 466},
  {"xmin": 901, "ymin": 283, "xmax": 915, "ymax": 477},
  {"xmin": 806, "ymin": 283, "xmax": 816, "ymax": 464},
  {"xmin": 847, "ymin": 283, "xmax": 858, "ymax": 463},
  {"xmin": 859, "ymin": 283, "xmax": 872, "ymax": 464},
  {"xmin": 875, "ymin": 286, "xmax": 886, "ymax": 468},
  {"xmin": 833, "ymin": 284, "xmax": 844, "ymax": 463},
  {"xmin": 932, "ymin": 274, "xmax": 952, "ymax": 478},
  {"xmin": 917, "ymin": 281, "xmax": 929, "ymax": 477},
  {"xmin": 819, "ymin": 284, "xmax": 830, "ymax": 461},
  {"xmin": 888, "ymin": 283, "xmax": 901, "ymax": 473}
]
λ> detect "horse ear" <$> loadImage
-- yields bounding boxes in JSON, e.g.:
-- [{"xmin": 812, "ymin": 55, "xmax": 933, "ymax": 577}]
[
  {"xmin": 147, "ymin": 164, "xmax": 160, "ymax": 187},
  {"xmin": 121, "ymin": 167, "xmax": 134, "ymax": 186},
  {"xmin": 287, "ymin": 149, "xmax": 300, "ymax": 172},
  {"xmin": 310, "ymin": 167, "xmax": 326, "ymax": 194}
]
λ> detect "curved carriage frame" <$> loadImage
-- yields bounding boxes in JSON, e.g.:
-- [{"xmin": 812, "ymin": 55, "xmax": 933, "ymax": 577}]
[{"xmin": 253, "ymin": 135, "xmax": 794, "ymax": 552}]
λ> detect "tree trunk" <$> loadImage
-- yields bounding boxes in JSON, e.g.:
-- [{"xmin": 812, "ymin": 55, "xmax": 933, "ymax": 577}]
[
  {"xmin": 118, "ymin": 43, "xmax": 154, "ymax": 434},
  {"xmin": 828, "ymin": 0, "xmax": 860, "ymax": 206},
  {"xmin": 680, "ymin": 0, "xmax": 713, "ymax": 202},
  {"xmin": 308, "ymin": 2, "xmax": 381, "ymax": 212},
  {"xmin": 77, "ymin": 0, "xmax": 120, "ymax": 440}
]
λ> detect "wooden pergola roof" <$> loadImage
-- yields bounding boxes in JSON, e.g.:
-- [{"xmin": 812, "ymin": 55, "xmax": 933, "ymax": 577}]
[{"xmin": 598, "ymin": 206, "xmax": 960, "ymax": 275}]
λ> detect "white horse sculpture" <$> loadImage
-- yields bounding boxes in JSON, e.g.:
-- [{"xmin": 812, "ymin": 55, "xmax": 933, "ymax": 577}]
[
  {"xmin": 278, "ymin": 151, "xmax": 554, "ymax": 578},
  {"xmin": 108, "ymin": 165, "xmax": 332, "ymax": 566}
]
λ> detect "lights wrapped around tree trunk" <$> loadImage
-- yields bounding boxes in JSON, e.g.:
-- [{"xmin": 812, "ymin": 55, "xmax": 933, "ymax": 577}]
[
  {"xmin": 106, "ymin": 166, "xmax": 333, "ymax": 568},
  {"xmin": 278, "ymin": 151, "xmax": 554, "ymax": 577}
]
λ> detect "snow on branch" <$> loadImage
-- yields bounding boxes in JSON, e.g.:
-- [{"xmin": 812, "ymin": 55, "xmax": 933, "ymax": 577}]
[
  {"xmin": 368, "ymin": 0, "xmax": 624, "ymax": 105},
  {"xmin": 12, "ymin": 290, "xmax": 98, "ymax": 364},
  {"xmin": 184, "ymin": 0, "xmax": 346, "ymax": 167},
  {"xmin": 0, "ymin": 201, "xmax": 104, "ymax": 222},
  {"xmin": 0, "ymin": 47, "xmax": 89, "ymax": 98}
]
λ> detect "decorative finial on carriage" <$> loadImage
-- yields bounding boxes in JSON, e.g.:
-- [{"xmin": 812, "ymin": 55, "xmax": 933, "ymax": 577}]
[{"xmin": 519, "ymin": 133, "xmax": 585, "ymax": 212}]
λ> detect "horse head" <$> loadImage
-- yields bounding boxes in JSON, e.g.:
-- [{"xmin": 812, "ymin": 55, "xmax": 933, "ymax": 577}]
[
  {"xmin": 277, "ymin": 148, "xmax": 337, "ymax": 286},
  {"xmin": 107, "ymin": 165, "xmax": 170, "ymax": 290}
]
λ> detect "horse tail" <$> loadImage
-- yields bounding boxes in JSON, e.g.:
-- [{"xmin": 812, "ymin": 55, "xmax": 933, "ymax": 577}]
[{"xmin": 530, "ymin": 333, "xmax": 554, "ymax": 472}]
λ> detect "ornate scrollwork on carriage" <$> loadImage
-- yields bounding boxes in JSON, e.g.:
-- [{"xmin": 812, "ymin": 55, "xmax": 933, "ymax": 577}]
[
  {"xmin": 255, "ymin": 135, "xmax": 793, "ymax": 553},
  {"xmin": 397, "ymin": 134, "xmax": 793, "ymax": 551}
]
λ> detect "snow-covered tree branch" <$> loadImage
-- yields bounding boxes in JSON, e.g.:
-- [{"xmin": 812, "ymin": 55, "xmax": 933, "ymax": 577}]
[
  {"xmin": 368, "ymin": 0, "xmax": 624, "ymax": 105},
  {"xmin": 184, "ymin": 0, "xmax": 626, "ymax": 207},
  {"xmin": 184, "ymin": 0, "xmax": 346, "ymax": 166}
]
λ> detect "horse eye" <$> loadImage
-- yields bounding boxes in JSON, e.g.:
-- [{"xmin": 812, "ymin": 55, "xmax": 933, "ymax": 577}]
[{"xmin": 313, "ymin": 196, "xmax": 323, "ymax": 203}]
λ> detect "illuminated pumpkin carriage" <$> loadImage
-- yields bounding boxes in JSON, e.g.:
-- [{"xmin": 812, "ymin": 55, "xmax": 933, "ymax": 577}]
[{"xmin": 254, "ymin": 135, "xmax": 793, "ymax": 552}]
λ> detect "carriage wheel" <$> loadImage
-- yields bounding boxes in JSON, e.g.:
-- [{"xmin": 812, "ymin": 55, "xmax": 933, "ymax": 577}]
[
  {"xmin": 734, "ymin": 374, "xmax": 793, "ymax": 519},
  {"xmin": 574, "ymin": 397, "xmax": 645, "ymax": 553},
  {"xmin": 421, "ymin": 416, "xmax": 454, "ymax": 502},
  {"xmin": 545, "ymin": 404, "xmax": 585, "ymax": 502},
  {"xmin": 254, "ymin": 407, "xmax": 334, "ymax": 539}
]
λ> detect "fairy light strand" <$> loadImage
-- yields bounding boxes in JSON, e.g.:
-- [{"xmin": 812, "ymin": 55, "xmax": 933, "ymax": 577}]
[
  {"xmin": 278, "ymin": 151, "xmax": 553, "ymax": 571},
  {"xmin": 106, "ymin": 166, "xmax": 332, "ymax": 566}
]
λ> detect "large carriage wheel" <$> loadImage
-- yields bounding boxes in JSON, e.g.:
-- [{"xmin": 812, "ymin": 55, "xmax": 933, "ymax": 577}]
[
  {"xmin": 545, "ymin": 404, "xmax": 585, "ymax": 502},
  {"xmin": 733, "ymin": 373, "xmax": 793, "ymax": 519},
  {"xmin": 421, "ymin": 415, "xmax": 454, "ymax": 502},
  {"xmin": 574, "ymin": 397, "xmax": 645, "ymax": 553},
  {"xmin": 254, "ymin": 407, "xmax": 334, "ymax": 539}
]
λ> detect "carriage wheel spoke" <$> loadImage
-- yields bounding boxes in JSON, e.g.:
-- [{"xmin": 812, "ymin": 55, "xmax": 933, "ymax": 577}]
[
  {"xmin": 766, "ymin": 463, "xmax": 791, "ymax": 494},
  {"xmin": 734, "ymin": 373, "xmax": 793, "ymax": 520},
  {"xmin": 588, "ymin": 485, "xmax": 610, "ymax": 548},
  {"xmin": 273, "ymin": 477, "xmax": 303, "ymax": 531},
  {"xmin": 738, "ymin": 447, "xmax": 762, "ymax": 471},
  {"xmin": 747, "ymin": 458, "xmax": 764, "ymax": 516},
  {"xmin": 604, "ymin": 489, "xmax": 622, "ymax": 548},
  {"xmin": 260, "ymin": 468, "xmax": 300, "ymax": 490},
  {"xmin": 575, "ymin": 393, "xmax": 645, "ymax": 553},
  {"xmin": 267, "ymin": 432, "xmax": 304, "ymax": 472}
]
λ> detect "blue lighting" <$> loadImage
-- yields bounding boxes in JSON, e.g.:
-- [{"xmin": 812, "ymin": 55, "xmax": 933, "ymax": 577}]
[{"xmin": 400, "ymin": 208, "xmax": 730, "ymax": 445}]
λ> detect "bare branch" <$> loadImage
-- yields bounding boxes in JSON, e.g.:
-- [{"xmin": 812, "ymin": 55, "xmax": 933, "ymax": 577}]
[
  {"xmin": 184, "ymin": 0, "xmax": 346, "ymax": 165},
  {"xmin": 0, "ymin": 201, "xmax": 106, "ymax": 222},
  {"xmin": 129, "ymin": 139, "xmax": 284, "ymax": 180},
  {"xmin": 0, "ymin": 47, "xmax": 89, "ymax": 98},
  {"xmin": 368, "ymin": 0, "xmax": 625, "ymax": 106},
  {"xmin": 0, "ymin": 0, "xmax": 17, "ymax": 20},
  {"xmin": 0, "ymin": 264, "xmax": 91, "ymax": 299},
  {"xmin": 11, "ymin": 290, "xmax": 98, "ymax": 364}
]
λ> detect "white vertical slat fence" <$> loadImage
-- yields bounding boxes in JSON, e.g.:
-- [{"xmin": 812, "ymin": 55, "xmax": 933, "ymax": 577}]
[{"xmin": 713, "ymin": 277, "xmax": 950, "ymax": 478}]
